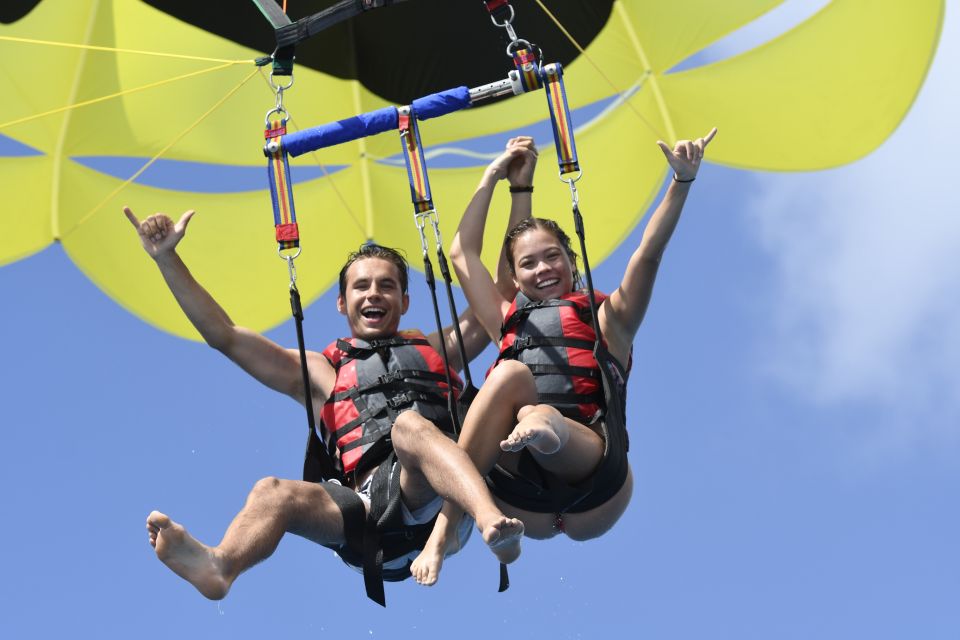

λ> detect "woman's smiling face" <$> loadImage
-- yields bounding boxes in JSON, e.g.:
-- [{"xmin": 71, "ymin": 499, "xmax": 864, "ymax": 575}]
[{"xmin": 510, "ymin": 227, "xmax": 575, "ymax": 301}]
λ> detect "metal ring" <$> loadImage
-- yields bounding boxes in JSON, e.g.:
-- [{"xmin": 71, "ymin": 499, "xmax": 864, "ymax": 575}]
[
  {"xmin": 264, "ymin": 106, "xmax": 289, "ymax": 128},
  {"xmin": 277, "ymin": 246, "xmax": 302, "ymax": 260},
  {"xmin": 489, "ymin": 5, "xmax": 515, "ymax": 27},
  {"xmin": 269, "ymin": 72, "xmax": 294, "ymax": 92},
  {"xmin": 506, "ymin": 38, "xmax": 533, "ymax": 56},
  {"xmin": 559, "ymin": 169, "xmax": 583, "ymax": 184}
]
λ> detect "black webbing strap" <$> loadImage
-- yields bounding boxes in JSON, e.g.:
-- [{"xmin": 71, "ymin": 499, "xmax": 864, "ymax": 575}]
[
  {"xmin": 421, "ymin": 257, "xmax": 463, "ymax": 434},
  {"xmin": 436, "ymin": 247, "xmax": 479, "ymax": 410},
  {"xmin": 524, "ymin": 362, "xmax": 601, "ymax": 379},
  {"xmin": 276, "ymin": 0, "xmax": 408, "ymax": 48},
  {"xmin": 292, "ymin": 285, "xmax": 341, "ymax": 482},
  {"xmin": 251, "ymin": 0, "xmax": 410, "ymax": 74},
  {"xmin": 334, "ymin": 336, "xmax": 430, "ymax": 360}
]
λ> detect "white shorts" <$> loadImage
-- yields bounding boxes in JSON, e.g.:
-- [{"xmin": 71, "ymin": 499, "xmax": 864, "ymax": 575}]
[{"xmin": 338, "ymin": 463, "xmax": 474, "ymax": 573}]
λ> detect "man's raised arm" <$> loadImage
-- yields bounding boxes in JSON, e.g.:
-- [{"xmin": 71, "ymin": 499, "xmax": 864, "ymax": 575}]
[{"xmin": 123, "ymin": 206, "xmax": 332, "ymax": 406}]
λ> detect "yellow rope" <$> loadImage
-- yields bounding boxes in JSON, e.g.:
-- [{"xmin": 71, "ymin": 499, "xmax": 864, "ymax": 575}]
[
  {"xmin": 0, "ymin": 35, "xmax": 252, "ymax": 64},
  {"xmin": 64, "ymin": 66, "xmax": 261, "ymax": 236},
  {"xmin": 0, "ymin": 62, "xmax": 240, "ymax": 131},
  {"xmin": 530, "ymin": 0, "xmax": 666, "ymax": 140}
]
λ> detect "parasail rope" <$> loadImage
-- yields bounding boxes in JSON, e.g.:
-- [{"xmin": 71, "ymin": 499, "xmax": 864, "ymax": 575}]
[
  {"xmin": 0, "ymin": 62, "xmax": 241, "ymax": 131},
  {"xmin": 0, "ymin": 35, "xmax": 253, "ymax": 64},
  {"xmin": 64, "ymin": 66, "xmax": 261, "ymax": 237},
  {"xmin": 529, "ymin": 0, "xmax": 666, "ymax": 140}
]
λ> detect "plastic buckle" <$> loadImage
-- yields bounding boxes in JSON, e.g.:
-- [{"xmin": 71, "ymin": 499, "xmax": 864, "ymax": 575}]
[
  {"xmin": 387, "ymin": 392, "xmax": 412, "ymax": 410},
  {"xmin": 378, "ymin": 372, "xmax": 401, "ymax": 386}
]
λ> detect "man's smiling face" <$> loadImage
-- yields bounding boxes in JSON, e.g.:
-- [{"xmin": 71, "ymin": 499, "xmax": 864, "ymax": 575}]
[{"xmin": 337, "ymin": 257, "xmax": 409, "ymax": 340}]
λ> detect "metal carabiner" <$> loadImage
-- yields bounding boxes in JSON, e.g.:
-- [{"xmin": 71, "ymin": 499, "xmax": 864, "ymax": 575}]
[
  {"xmin": 563, "ymin": 177, "xmax": 581, "ymax": 207},
  {"xmin": 413, "ymin": 211, "xmax": 431, "ymax": 257},
  {"xmin": 489, "ymin": 4, "xmax": 515, "ymax": 28}
]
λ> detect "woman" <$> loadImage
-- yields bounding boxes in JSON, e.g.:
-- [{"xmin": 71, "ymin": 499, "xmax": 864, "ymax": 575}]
[{"xmin": 410, "ymin": 128, "xmax": 717, "ymax": 585}]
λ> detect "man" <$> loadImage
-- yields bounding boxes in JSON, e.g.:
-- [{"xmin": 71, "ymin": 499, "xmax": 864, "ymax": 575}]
[{"xmin": 124, "ymin": 206, "xmax": 523, "ymax": 603}]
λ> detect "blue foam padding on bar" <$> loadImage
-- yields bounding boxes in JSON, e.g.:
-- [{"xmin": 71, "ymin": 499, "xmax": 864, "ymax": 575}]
[
  {"xmin": 411, "ymin": 86, "xmax": 471, "ymax": 120},
  {"xmin": 284, "ymin": 106, "xmax": 399, "ymax": 156}
]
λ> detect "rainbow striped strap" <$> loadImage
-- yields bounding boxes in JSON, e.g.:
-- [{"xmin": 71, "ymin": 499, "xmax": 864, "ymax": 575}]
[
  {"xmin": 398, "ymin": 110, "xmax": 433, "ymax": 214},
  {"xmin": 265, "ymin": 119, "xmax": 300, "ymax": 250},
  {"xmin": 540, "ymin": 63, "xmax": 580, "ymax": 176},
  {"xmin": 512, "ymin": 48, "xmax": 542, "ymax": 92}
]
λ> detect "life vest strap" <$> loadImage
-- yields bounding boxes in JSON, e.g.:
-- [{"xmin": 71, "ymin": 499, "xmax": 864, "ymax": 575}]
[
  {"xmin": 500, "ymin": 298, "xmax": 582, "ymax": 334},
  {"xmin": 524, "ymin": 363, "xmax": 601, "ymax": 380},
  {"xmin": 499, "ymin": 335, "xmax": 596, "ymax": 360},
  {"xmin": 328, "ymin": 369, "xmax": 452, "ymax": 403},
  {"xmin": 334, "ymin": 337, "xmax": 431, "ymax": 362}
]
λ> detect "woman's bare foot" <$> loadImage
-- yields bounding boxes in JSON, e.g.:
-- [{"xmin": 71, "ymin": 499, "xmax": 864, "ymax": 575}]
[
  {"xmin": 480, "ymin": 516, "xmax": 524, "ymax": 564},
  {"xmin": 146, "ymin": 511, "xmax": 231, "ymax": 600},
  {"xmin": 500, "ymin": 405, "xmax": 568, "ymax": 454},
  {"xmin": 411, "ymin": 538, "xmax": 447, "ymax": 587}
]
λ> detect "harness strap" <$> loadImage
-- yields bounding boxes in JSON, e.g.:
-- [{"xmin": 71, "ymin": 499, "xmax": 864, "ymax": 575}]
[
  {"xmin": 265, "ymin": 119, "xmax": 300, "ymax": 252},
  {"xmin": 540, "ymin": 63, "xmax": 579, "ymax": 176},
  {"xmin": 512, "ymin": 47, "xmax": 542, "ymax": 93},
  {"xmin": 398, "ymin": 108, "xmax": 478, "ymax": 431}
]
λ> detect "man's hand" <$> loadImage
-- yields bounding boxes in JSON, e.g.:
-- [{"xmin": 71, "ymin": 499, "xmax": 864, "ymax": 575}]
[
  {"xmin": 124, "ymin": 206, "xmax": 195, "ymax": 260},
  {"xmin": 657, "ymin": 127, "xmax": 717, "ymax": 182},
  {"xmin": 486, "ymin": 136, "xmax": 538, "ymax": 184}
]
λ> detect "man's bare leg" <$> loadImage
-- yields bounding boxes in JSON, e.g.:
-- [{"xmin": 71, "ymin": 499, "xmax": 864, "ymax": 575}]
[
  {"xmin": 391, "ymin": 411, "xmax": 524, "ymax": 585},
  {"xmin": 146, "ymin": 477, "xmax": 345, "ymax": 599}
]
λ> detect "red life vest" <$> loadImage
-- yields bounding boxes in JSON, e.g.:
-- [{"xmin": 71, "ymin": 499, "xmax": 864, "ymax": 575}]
[
  {"xmin": 488, "ymin": 290, "xmax": 633, "ymax": 515},
  {"xmin": 496, "ymin": 290, "xmax": 625, "ymax": 422},
  {"xmin": 321, "ymin": 330, "xmax": 462, "ymax": 477}
]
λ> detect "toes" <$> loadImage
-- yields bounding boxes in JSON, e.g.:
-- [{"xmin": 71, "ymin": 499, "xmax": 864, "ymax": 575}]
[{"xmin": 147, "ymin": 511, "xmax": 172, "ymax": 529}]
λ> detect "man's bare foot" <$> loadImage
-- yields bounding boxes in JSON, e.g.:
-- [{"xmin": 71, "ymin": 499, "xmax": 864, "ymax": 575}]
[
  {"xmin": 146, "ymin": 511, "xmax": 231, "ymax": 600},
  {"xmin": 500, "ymin": 405, "xmax": 567, "ymax": 454},
  {"xmin": 481, "ymin": 516, "xmax": 524, "ymax": 564}
]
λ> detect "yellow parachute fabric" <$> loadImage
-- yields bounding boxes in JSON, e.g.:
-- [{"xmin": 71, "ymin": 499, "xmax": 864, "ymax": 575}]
[{"xmin": 0, "ymin": 0, "xmax": 944, "ymax": 339}]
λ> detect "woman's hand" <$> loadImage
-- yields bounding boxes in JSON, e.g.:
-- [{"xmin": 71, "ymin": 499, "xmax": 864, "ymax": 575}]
[
  {"xmin": 486, "ymin": 136, "xmax": 538, "ymax": 184},
  {"xmin": 657, "ymin": 127, "xmax": 717, "ymax": 182}
]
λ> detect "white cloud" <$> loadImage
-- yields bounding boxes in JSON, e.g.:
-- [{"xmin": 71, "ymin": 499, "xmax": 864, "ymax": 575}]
[{"xmin": 745, "ymin": 5, "xmax": 960, "ymax": 446}]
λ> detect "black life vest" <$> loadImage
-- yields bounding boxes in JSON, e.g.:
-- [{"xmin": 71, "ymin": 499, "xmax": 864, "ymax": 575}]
[
  {"xmin": 320, "ymin": 329, "xmax": 462, "ymax": 479},
  {"xmin": 488, "ymin": 290, "xmax": 631, "ymax": 515}
]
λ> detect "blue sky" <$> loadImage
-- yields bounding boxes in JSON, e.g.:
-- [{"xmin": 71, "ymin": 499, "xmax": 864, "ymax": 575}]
[{"xmin": 1, "ymin": 3, "xmax": 958, "ymax": 638}]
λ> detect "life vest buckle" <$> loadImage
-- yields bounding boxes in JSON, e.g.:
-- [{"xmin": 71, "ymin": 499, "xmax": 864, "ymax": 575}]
[
  {"xmin": 377, "ymin": 371, "xmax": 403, "ymax": 386},
  {"xmin": 386, "ymin": 391, "xmax": 413, "ymax": 410},
  {"xmin": 512, "ymin": 336, "xmax": 533, "ymax": 351}
]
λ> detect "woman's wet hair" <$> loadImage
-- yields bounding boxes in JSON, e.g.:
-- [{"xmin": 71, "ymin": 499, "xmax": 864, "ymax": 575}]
[
  {"xmin": 504, "ymin": 217, "xmax": 582, "ymax": 291},
  {"xmin": 338, "ymin": 243, "xmax": 409, "ymax": 297}
]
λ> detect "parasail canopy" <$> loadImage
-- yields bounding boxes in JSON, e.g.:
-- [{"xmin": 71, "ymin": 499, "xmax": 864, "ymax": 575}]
[{"xmin": 0, "ymin": 0, "xmax": 944, "ymax": 339}]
